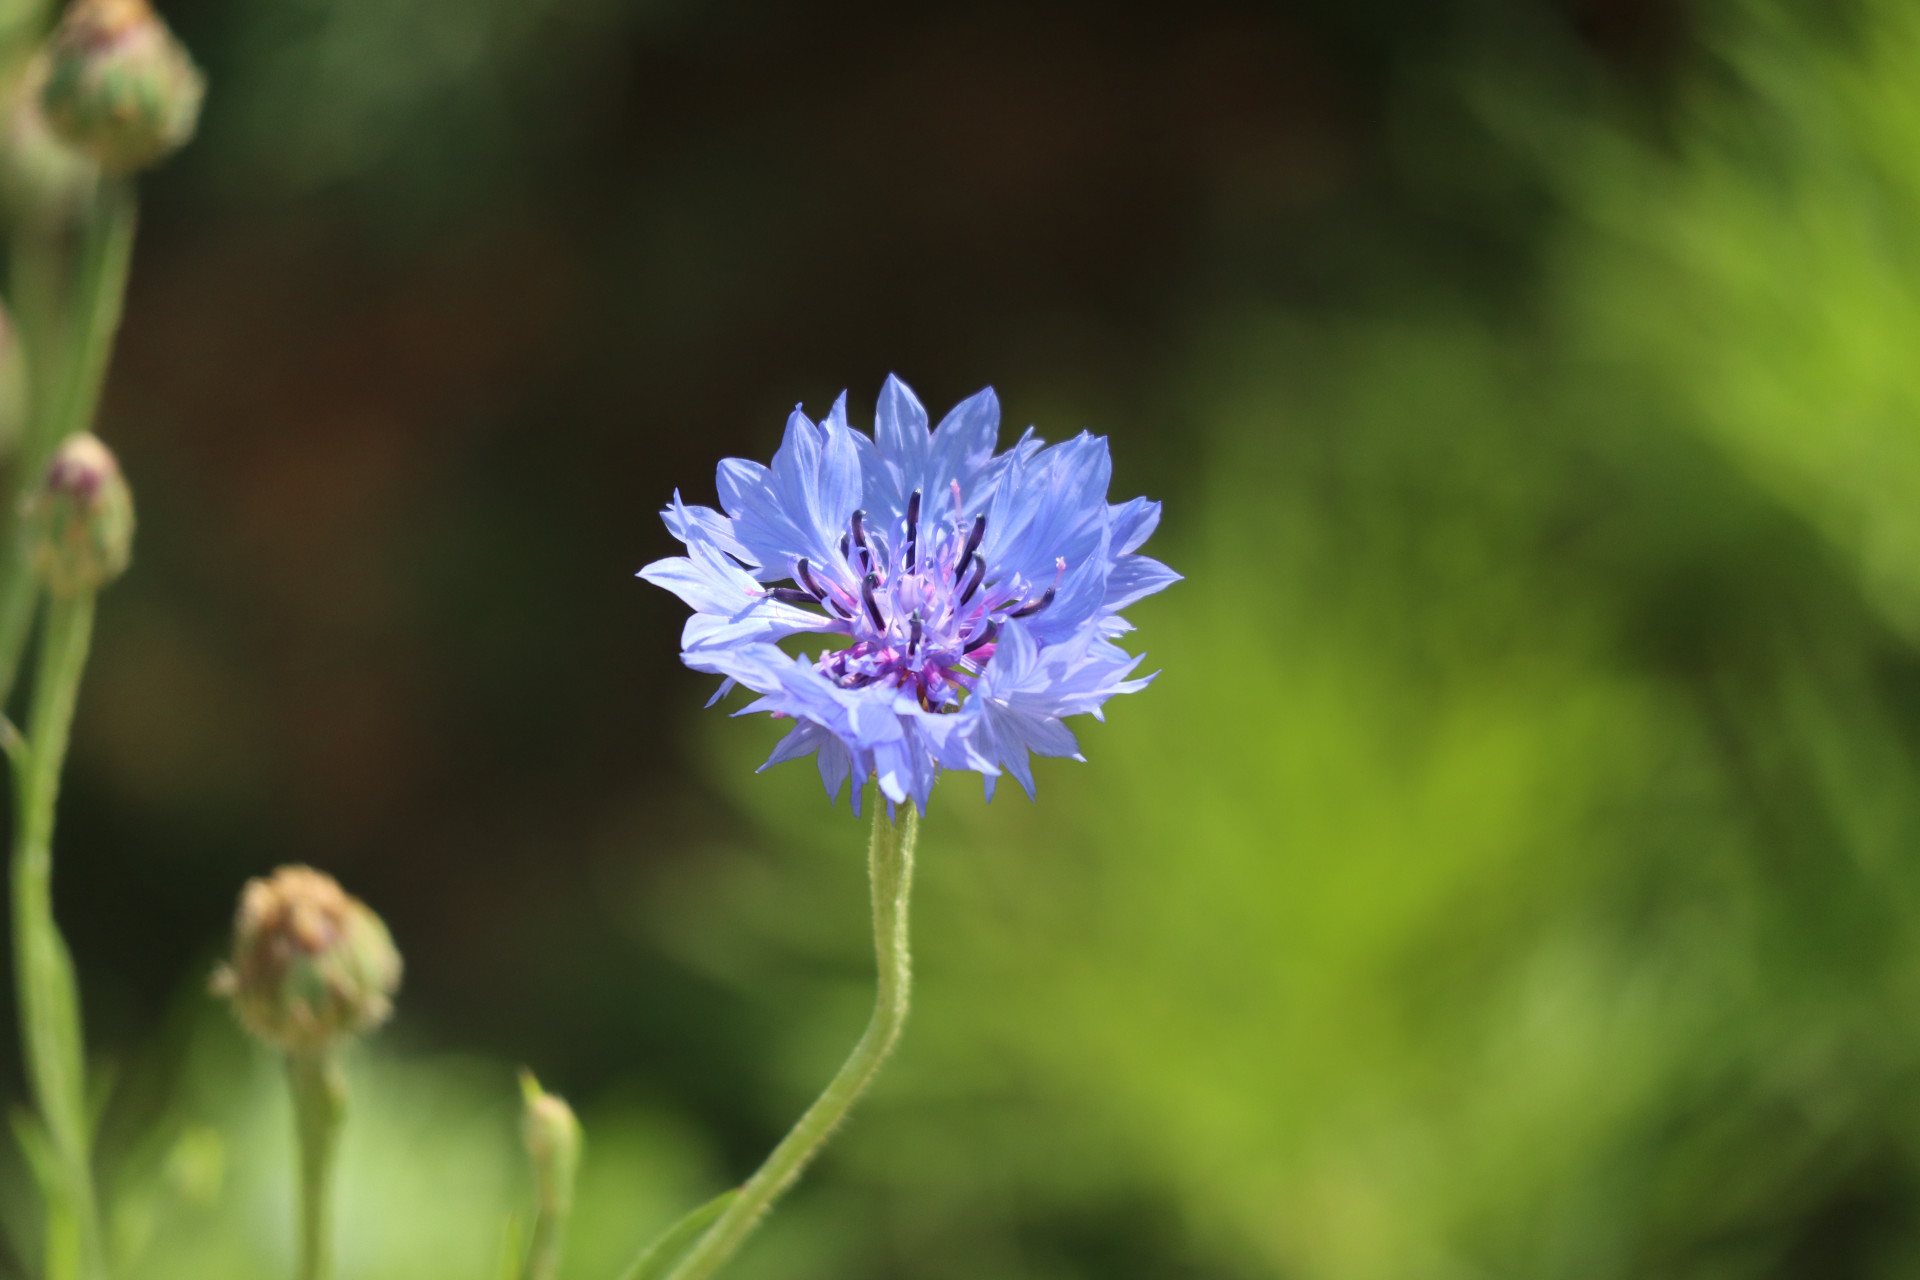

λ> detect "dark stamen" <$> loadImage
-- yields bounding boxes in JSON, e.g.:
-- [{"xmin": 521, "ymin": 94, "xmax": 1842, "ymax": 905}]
[
  {"xmin": 797, "ymin": 557, "xmax": 826, "ymax": 599},
  {"xmin": 908, "ymin": 613, "xmax": 923, "ymax": 654},
  {"xmin": 905, "ymin": 490, "xmax": 921, "ymax": 570},
  {"xmin": 850, "ymin": 509, "xmax": 871, "ymax": 570},
  {"xmin": 1008, "ymin": 586, "xmax": 1056, "ymax": 619},
  {"xmin": 861, "ymin": 572, "xmax": 887, "ymax": 630},
  {"xmin": 965, "ymin": 618, "xmax": 1000, "ymax": 652},
  {"xmin": 955, "ymin": 515, "xmax": 986, "ymax": 579},
  {"xmin": 839, "ymin": 533, "xmax": 851, "ymax": 561},
  {"xmin": 767, "ymin": 587, "xmax": 820, "ymax": 607},
  {"xmin": 958, "ymin": 557, "xmax": 987, "ymax": 606}
]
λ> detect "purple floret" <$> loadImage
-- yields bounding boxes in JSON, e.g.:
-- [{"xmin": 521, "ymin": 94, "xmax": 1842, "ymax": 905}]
[{"xmin": 640, "ymin": 376, "xmax": 1179, "ymax": 814}]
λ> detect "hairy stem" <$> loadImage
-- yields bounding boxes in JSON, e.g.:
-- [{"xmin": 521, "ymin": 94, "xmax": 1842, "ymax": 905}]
[
  {"xmin": 10, "ymin": 588, "xmax": 105, "ymax": 1280},
  {"xmin": 287, "ymin": 1048, "xmax": 346, "ymax": 1280},
  {"xmin": 662, "ymin": 800, "xmax": 917, "ymax": 1280}
]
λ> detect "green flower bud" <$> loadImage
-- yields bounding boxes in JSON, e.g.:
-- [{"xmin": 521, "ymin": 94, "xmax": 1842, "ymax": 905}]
[
  {"xmin": 520, "ymin": 1070, "xmax": 583, "ymax": 1185},
  {"xmin": 28, "ymin": 432, "xmax": 134, "ymax": 595},
  {"xmin": 213, "ymin": 866, "xmax": 403, "ymax": 1055},
  {"xmin": 0, "ymin": 54, "xmax": 100, "ymax": 228},
  {"xmin": 40, "ymin": 0, "xmax": 203, "ymax": 174}
]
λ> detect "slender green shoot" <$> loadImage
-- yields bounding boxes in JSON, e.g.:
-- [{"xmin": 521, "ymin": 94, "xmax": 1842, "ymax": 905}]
[{"xmin": 9, "ymin": 588, "xmax": 105, "ymax": 1280}]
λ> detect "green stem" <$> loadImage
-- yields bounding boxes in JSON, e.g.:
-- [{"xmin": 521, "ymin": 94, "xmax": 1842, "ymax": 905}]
[
  {"xmin": 9, "ymin": 588, "xmax": 105, "ymax": 1280},
  {"xmin": 662, "ymin": 800, "xmax": 918, "ymax": 1280},
  {"xmin": 286, "ymin": 1048, "xmax": 346, "ymax": 1280},
  {"xmin": 523, "ymin": 1192, "xmax": 569, "ymax": 1280},
  {"xmin": 522, "ymin": 1148, "xmax": 576, "ymax": 1280},
  {"xmin": 48, "ymin": 178, "xmax": 135, "ymax": 461},
  {"xmin": 0, "ymin": 179, "xmax": 137, "ymax": 711}
]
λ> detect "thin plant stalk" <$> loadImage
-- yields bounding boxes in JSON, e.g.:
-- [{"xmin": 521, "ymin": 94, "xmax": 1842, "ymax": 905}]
[
  {"xmin": 47, "ymin": 178, "xmax": 135, "ymax": 463},
  {"xmin": 286, "ymin": 1048, "xmax": 346, "ymax": 1280},
  {"xmin": 516, "ymin": 1073, "xmax": 582, "ymax": 1280},
  {"xmin": 523, "ymin": 1186, "xmax": 570, "ymax": 1280},
  {"xmin": 9, "ymin": 588, "xmax": 106, "ymax": 1280},
  {"xmin": 0, "ymin": 178, "xmax": 136, "ymax": 708},
  {"xmin": 522, "ymin": 1189, "xmax": 564, "ymax": 1280},
  {"xmin": 662, "ymin": 800, "xmax": 917, "ymax": 1280}
]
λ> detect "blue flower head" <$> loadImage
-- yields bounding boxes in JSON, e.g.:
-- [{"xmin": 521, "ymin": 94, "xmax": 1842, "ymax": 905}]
[{"xmin": 640, "ymin": 377, "xmax": 1179, "ymax": 814}]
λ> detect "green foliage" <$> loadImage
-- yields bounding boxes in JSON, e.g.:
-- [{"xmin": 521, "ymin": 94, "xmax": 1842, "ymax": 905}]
[{"xmin": 1567, "ymin": 0, "xmax": 1920, "ymax": 638}]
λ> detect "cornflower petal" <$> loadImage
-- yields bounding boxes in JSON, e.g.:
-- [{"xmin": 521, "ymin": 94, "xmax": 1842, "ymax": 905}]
[
  {"xmin": 639, "ymin": 538, "xmax": 832, "ymax": 653},
  {"xmin": 662, "ymin": 490, "xmax": 755, "ymax": 568},
  {"xmin": 717, "ymin": 457, "xmax": 805, "ymax": 579},
  {"xmin": 981, "ymin": 432, "xmax": 1113, "ymax": 586},
  {"xmin": 771, "ymin": 406, "xmax": 864, "ymax": 556},
  {"xmin": 1018, "ymin": 526, "xmax": 1113, "ymax": 647},
  {"xmin": 870, "ymin": 375, "xmax": 931, "ymax": 515},
  {"xmin": 1107, "ymin": 496, "xmax": 1162, "ymax": 556},
  {"xmin": 1102, "ymin": 553, "xmax": 1183, "ymax": 614},
  {"xmin": 923, "ymin": 388, "xmax": 1001, "ymax": 499}
]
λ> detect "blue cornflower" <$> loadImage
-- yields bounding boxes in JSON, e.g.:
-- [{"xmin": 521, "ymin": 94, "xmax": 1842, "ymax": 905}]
[{"xmin": 640, "ymin": 376, "xmax": 1179, "ymax": 813}]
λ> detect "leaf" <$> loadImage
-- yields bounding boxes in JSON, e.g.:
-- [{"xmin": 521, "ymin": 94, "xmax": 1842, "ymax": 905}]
[{"xmin": 615, "ymin": 1189, "xmax": 738, "ymax": 1280}]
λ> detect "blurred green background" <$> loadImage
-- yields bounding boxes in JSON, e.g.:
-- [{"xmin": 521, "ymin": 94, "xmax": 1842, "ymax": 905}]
[{"xmin": 13, "ymin": 0, "xmax": 1920, "ymax": 1275}]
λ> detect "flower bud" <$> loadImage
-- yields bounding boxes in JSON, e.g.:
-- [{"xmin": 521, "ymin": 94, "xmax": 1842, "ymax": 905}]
[
  {"xmin": 40, "ymin": 0, "xmax": 204, "ymax": 174},
  {"xmin": 28, "ymin": 433, "xmax": 134, "ymax": 595},
  {"xmin": 213, "ymin": 866, "xmax": 402, "ymax": 1055},
  {"xmin": 0, "ymin": 54, "xmax": 100, "ymax": 228},
  {"xmin": 519, "ymin": 1071, "xmax": 583, "ymax": 1193}
]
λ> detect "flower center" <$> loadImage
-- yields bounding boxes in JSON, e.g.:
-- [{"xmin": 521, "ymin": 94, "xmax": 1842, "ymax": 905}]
[{"xmin": 764, "ymin": 485, "xmax": 1061, "ymax": 711}]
